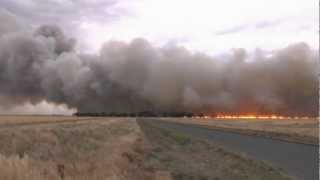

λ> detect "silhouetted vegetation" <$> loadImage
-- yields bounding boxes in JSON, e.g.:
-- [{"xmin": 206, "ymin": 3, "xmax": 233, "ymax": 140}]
[{"xmin": 73, "ymin": 111, "xmax": 203, "ymax": 118}]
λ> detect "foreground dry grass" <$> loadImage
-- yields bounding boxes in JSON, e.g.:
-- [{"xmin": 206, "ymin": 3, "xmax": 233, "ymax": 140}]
[
  {"xmin": 0, "ymin": 117, "xmax": 152, "ymax": 180},
  {"xmin": 0, "ymin": 116, "xmax": 296, "ymax": 180},
  {"xmin": 162, "ymin": 118, "xmax": 319, "ymax": 144}
]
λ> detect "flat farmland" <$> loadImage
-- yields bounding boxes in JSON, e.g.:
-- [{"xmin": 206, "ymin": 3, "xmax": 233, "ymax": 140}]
[
  {"xmin": 0, "ymin": 116, "xmax": 151, "ymax": 180},
  {"xmin": 0, "ymin": 116, "xmax": 313, "ymax": 180},
  {"xmin": 0, "ymin": 115, "xmax": 96, "ymax": 126}
]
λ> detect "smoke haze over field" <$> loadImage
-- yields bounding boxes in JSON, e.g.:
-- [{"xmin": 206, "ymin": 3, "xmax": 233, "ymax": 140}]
[{"xmin": 0, "ymin": 8, "xmax": 318, "ymax": 116}]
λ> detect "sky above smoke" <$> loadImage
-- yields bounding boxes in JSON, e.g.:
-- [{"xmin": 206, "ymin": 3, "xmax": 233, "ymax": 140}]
[
  {"xmin": 0, "ymin": 1, "xmax": 318, "ymax": 115},
  {"xmin": 0, "ymin": 0, "xmax": 318, "ymax": 53}
]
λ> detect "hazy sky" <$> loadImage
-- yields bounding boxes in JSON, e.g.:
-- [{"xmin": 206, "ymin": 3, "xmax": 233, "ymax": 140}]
[{"xmin": 0, "ymin": 0, "xmax": 318, "ymax": 54}]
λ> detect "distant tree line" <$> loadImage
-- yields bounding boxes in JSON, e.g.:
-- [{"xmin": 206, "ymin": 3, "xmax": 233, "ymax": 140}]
[{"xmin": 73, "ymin": 111, "xmax": 205, "ymax": 118}]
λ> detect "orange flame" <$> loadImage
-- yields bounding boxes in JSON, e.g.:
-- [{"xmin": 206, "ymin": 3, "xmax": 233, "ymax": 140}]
[
  {"xmin": 192, "ymin": 114, "xmax": 312, "ymax": 120},
  {"xmin": 215, "ymin": 115, "xmax": 287, "ymax": 119}
]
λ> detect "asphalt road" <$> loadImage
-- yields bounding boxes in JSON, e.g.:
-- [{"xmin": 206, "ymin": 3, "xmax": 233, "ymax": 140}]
[{"xmin": 152, "ymin": 120, "xmax": 319, "ymax": 180}]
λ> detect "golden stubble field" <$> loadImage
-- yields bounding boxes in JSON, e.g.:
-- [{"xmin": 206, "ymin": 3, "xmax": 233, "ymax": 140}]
[
  {"xmin": 0, "ymin": 116, "xmax": 151, "ymax": 180},
  {"xmin": 0, "ymin": 115, "xmax": 91, "ymax": 125},
  {"xmin": 0, "ymin": 116, "xmax": 299, "ymax": 180}
]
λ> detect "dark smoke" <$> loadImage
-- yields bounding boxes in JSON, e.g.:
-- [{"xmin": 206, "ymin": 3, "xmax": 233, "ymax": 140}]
[{"xmin": 0, "ymin": 21, "xmax": 318, "ymax": 116}]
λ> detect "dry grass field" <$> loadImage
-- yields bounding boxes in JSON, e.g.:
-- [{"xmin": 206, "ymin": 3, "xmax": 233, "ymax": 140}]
[
  {"xmin": 162, "ymin": 118, "xmax": 319, "ymax": 145},
  {"xmin": 0, "ymin": 115, "xmax": 92, "ymax": 126},
  {"xmin": 0, "ymin": 116, "xmax": 297, "ymax": 180},
  {"xmin": 0, "ymin": 116, "xmax": 153, "ymax": 180}
]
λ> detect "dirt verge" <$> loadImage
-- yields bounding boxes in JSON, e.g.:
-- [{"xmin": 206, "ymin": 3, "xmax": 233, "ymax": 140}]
[{"xmin": 138, "ymin": 119, "xmax": 295, "ymax": 180}]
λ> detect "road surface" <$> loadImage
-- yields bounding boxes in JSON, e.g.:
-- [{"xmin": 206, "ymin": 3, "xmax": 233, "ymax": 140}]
[{"xmin": 152, "ymin": 119, "xmax": 319, "ymax": 180}]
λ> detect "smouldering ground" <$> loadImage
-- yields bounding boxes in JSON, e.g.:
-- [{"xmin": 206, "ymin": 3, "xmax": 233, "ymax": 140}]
[
  {"xmin": 0, "ymin": 116, "xmax": 297, "ymax": 180},
  {"xmin": 161, "ymin": 118, "xmax": 319, "ymax": 144}
]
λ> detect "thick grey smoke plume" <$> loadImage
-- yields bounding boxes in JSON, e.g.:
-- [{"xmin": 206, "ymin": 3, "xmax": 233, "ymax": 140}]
[{"xmin": 0, "ymin": 15, "xmax": 318, "ymax": 116}]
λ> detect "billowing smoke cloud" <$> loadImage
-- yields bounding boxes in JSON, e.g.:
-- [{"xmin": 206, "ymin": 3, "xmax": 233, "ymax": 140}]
[{"xmin": 0, "ymin": 12, "xmax": 318, "ymax": 116}]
